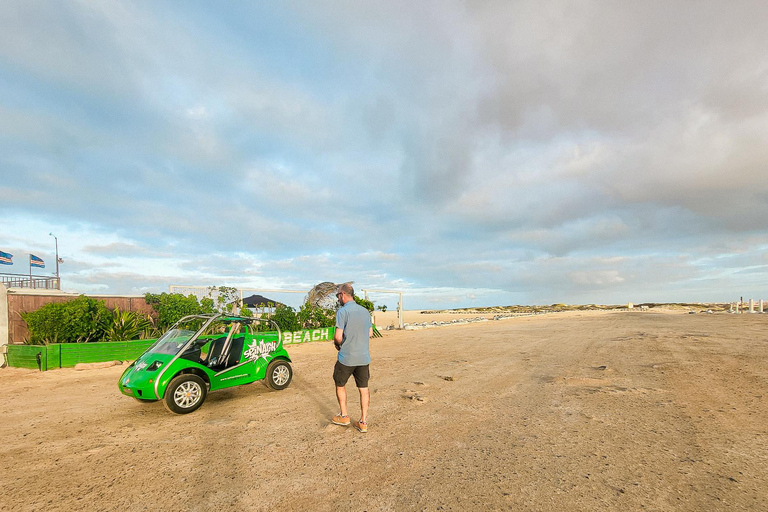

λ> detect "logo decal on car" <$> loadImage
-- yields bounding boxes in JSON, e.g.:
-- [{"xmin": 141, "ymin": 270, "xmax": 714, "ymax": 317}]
[{"xmin": 244, "ymin": 340, "xmax": 277, "ymax": 361}]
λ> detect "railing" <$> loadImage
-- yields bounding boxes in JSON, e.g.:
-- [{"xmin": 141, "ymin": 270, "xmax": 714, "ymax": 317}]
[{"xmin": 0, "ymin": 274, "xmax": 60, "ymax": 290}]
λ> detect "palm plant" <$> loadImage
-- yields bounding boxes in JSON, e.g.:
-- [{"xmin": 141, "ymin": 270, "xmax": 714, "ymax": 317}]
[{"xmin": 107, "ymin": 307, "xmax": 152, "ymax": 341}]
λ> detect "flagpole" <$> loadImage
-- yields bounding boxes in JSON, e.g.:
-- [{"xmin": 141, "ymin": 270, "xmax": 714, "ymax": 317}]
[{"xmin": 49, "ymin": 232, "xmax": 60, "ymax": 289}]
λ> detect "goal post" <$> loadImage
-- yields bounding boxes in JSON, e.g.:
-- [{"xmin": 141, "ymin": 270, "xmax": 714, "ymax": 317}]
[{"xmin": 361, "ymin": 289, "xmax": 404, "ymax": 329}]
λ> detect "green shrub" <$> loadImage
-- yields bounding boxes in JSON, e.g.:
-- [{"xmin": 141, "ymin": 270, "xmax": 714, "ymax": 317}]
[
  {"xmin": 21, "ymin": 295, "xmax": 113, "ymax": 344},
  {"xmin": 144, "ymin": 292, "xmax": 215, "ymax": 330},
  {"xmin": 270, "ymin": 305, "xmax": 300, "ymax": 332},
  {"xmin": 106, "ymin": 306, "xmax": 152, "ymax": 341},
  {"xmin": 297, "ymin": 303, "xmax": 336, "ymax": 329}
]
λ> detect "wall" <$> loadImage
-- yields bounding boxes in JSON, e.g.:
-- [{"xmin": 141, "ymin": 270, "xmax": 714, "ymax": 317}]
[{"xmin": 5, "ymin": 289, "xmax": 154, "ymax": 345}]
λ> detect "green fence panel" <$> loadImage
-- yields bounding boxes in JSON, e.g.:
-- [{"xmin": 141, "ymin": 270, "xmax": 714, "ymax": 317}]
[
  {"xmin": 7, "ymin": 339, "xmax": 156, "ymax": 370},
  {"xmin": 6, "ymin": 345, "xmax": 46, "ymax": 370},
  {"xmin": 59, "ymin": 340, "xmax": 155, "ymax": 368},
  {"xmin": 281, "ymin": 327, "xmax": 336, "ymax": 344},
  {"xmin": 47, "ymin": 344, "xmax": 61, "ymax": 370}
]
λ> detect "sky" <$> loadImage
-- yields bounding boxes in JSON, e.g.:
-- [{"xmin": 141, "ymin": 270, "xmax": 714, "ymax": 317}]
[{"xmin": 1, "ymin": 1, "xmax": 767, "ymax": 310}]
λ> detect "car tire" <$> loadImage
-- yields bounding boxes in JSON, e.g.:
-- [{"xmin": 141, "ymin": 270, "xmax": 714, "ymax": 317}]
[
  {"xmin": 265, "ymin": 359, "xmax": 292, "ymax": 390},
  {"xmin": 164, "ymin": 374, "xmax": 207, "ymax": 414}
]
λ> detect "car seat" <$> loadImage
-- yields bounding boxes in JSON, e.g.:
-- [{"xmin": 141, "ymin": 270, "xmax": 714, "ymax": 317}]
[
  {"xmin": 222, "ymin": 335, "xmax": 245, "ymax": 367},
  {"xmin": 207, "ymin": 323, "xmax": 241, "ymax": 370},
  {"xmin": 206, "ymin": 337, "xmax": 228, "ymax": 368}
]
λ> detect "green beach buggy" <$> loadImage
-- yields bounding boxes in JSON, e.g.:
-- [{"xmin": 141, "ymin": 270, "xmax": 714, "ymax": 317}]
[{"xmin": 118, "ymin": 314, "xmax": 292, "ymax": 414}]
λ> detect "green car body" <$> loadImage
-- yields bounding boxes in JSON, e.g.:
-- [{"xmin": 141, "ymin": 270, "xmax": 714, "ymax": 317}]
[{"xmin": 119, "ymin": 314, "xmax": 292, "ymax": 413}]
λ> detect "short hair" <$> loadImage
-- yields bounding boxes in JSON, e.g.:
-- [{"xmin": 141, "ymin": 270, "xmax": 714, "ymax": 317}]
[{"xmin": 337, "ymin": 283, "xmax": 354, "ymax": 297}]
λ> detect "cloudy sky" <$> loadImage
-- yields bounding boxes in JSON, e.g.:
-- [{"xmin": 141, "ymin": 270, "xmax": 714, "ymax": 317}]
[{"xmin": 1, "ymin": 1, "xmax": 767, "ymax": 309}]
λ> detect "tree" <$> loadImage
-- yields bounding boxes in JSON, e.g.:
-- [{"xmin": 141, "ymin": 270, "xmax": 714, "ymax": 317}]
[
  {"xmin": 353, "ymin": 295, "xmax": 374, "ymax": 312},
  {"xmin": 144, "ymin": 292, "xmax": 215, "ymax": 330},
  {"xmin": 270, "ymin": 305, "xmax": 300, "ymax": 332},
  {"xmin": 207, "ymin": 286, "xmax": 241, "ymax": 314},
  {"xmin": 297, "ymin": 303, "xmax": 336, "ymax": 329}
]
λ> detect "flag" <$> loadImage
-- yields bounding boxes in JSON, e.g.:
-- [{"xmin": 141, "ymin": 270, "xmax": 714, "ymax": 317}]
[
  {"xmin": 30, "ymin": 254, "xmax": 45, "ymax": 268},
  {"xmin": 0, "ymin": 250, "xmax": 12, "ymax": 265}
]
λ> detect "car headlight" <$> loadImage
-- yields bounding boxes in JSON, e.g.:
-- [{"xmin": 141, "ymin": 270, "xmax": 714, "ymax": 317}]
[{"xmin": 146, "ymin": 360, "xmax": 163, "ymax": 372}]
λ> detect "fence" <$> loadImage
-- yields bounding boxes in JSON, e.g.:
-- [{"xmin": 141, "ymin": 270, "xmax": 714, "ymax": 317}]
[
  {"xmin": 4, "ymin": 291, "xmax": 154, "ymax": 346},
  {"xmin": 1, "ymin": 274, "xmax": 60, "ymax": 290},
  {"xmin": 6, "ymin": 339, "xmax": 155, "ymax": 370},
  {"xmin": 5, "ymin": 327, "xmax": 334, "ymax": 370}
]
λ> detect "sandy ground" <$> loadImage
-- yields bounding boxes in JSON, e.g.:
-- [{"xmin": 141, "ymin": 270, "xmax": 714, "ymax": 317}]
[
  {"xmin": 1, "ymin": 310, "xmax": 767, "ymax": 511},
  {"xmin": 373, "ymin": 309, "xmax": 501, "ymax": 327},
  {"xmin": 372, "ymin": 308, "xmax": 533, "ymax": 328}
]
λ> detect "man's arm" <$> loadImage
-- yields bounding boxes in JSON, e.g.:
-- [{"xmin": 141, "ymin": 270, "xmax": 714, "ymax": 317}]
[{"xmin": 334, "ymin": 327, "xmax": 344, "ymax": 350}]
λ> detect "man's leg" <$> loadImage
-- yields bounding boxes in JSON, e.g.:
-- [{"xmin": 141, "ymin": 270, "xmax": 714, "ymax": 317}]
[
  {"xmin": 359, "ymin": 387, "xmax": 369, "ymax": 423},
  {"xmin": 336, "ymin": 386, "xmax": 348, "ymax": 417},
  {"xmin": 333, "ymin": 361, "xmax": 352, "ymax": 420}
]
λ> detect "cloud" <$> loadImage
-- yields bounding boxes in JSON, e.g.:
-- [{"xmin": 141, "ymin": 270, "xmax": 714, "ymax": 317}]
[
  {"xmin": 2, "ymin": 2, "xmax": 768, "ymax": 307},
  {"xmin": 82, "ymin": 243, "xmax": 150, "ymax": 257},
  {"xmin": 569, "ymin": 270, "xmax": 625, "ymax": 287}
]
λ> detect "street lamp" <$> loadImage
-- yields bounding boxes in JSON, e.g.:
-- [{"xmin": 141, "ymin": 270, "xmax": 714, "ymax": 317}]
[{"xmin": 49, "ymin": 232, "xmax": 60, "ymax": 289}]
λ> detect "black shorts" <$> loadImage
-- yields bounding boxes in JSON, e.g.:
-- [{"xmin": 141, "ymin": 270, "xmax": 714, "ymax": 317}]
[{"xmin": 333, "ymin": 361, "xmax": 370, "ymax": 388}]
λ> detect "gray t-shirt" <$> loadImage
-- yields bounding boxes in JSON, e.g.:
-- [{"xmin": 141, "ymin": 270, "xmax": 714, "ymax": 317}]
[{"xmin": 336, "ymin": 301, "xmax": 371, "ymax": 366}]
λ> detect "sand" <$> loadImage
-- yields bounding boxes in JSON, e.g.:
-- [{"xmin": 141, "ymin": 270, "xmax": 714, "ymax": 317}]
[{"xmin": 1, "ymin": 310, "xmax": 766, "ymax": 511}]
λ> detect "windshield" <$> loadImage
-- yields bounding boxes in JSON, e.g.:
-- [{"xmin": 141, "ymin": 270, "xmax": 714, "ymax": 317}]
[{"xmin": 146, "ymin": 328, "xmax": 197, "ymax": 355}]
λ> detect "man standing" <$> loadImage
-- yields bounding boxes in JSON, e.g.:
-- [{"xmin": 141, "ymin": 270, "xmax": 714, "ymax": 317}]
[{"xmin": 331, "ymin": 283, "xmax": 372, "ymax": 433}]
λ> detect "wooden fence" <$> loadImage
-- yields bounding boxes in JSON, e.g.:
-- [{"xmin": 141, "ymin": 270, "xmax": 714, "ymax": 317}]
[{"xmin": 5, "ymin": 291, "xmax": 154, "ymax": 346}]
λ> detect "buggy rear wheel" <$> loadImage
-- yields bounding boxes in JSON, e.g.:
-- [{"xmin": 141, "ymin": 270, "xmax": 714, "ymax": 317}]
[
  {"xmin": 265, "ymin": 360, "xmax": 292, "ymax": 390},
  {"xmin": 164, "ymin": 374, "xmax": 207, "ymax": 414}
]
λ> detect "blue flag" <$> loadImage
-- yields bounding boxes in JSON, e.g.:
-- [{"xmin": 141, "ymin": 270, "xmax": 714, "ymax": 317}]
[
  {"xmin": 0, "ymin": 250, "xmax": 12, "ymax": 265},
  {"xmin": 30, "ymin": 254, "xmax": 45, "ymax": 268}
]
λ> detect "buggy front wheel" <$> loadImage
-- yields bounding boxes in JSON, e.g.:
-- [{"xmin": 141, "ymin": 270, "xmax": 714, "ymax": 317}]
[
  {"xmin": 164, "ymin": 374, "xmax": 207, "ymax": 414},
  {"xmin": 265, "ymin": 360, "xmax": 292, "ymax": 390}
]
